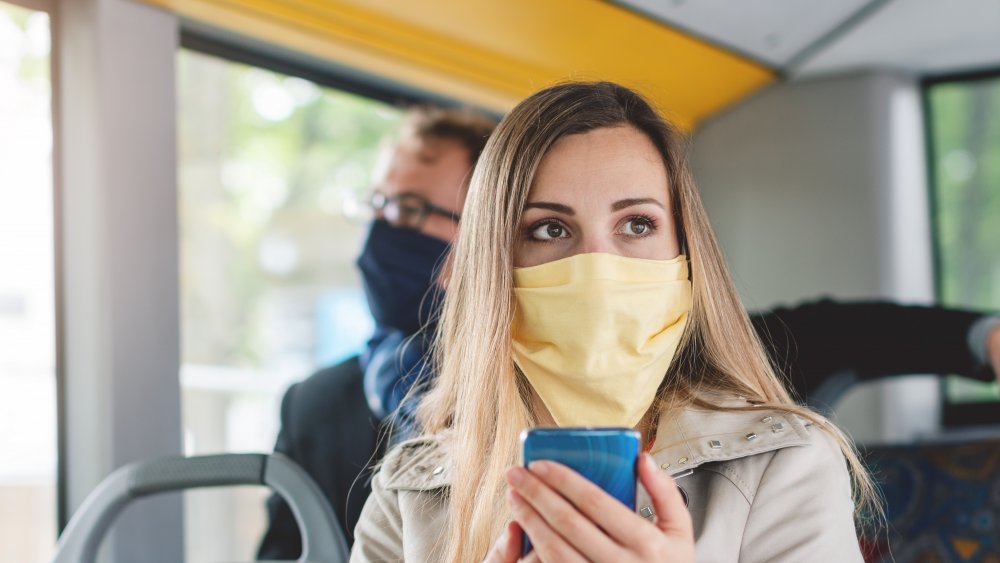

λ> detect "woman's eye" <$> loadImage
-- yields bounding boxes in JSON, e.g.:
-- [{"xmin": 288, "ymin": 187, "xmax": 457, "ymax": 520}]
[
  {"xmin": 622, "ymin": 217, "xmax": 654, "ymax": 236},
  {"xmin": 530, "ymin": 222, "xmax": 568, "ymax": 241}
]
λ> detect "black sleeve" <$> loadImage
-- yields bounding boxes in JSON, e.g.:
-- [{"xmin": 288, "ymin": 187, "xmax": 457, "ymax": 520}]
[
  {"xmin": 257, "ymin": 357, "xmax": 384, "ymax": 558},
  {"xmin": 257, "ymin": 383, "xmax": 303, "ymax": 560},
  {"xmin": 750, "ymin": 298, "xmax": 994, "ymax": 401}
]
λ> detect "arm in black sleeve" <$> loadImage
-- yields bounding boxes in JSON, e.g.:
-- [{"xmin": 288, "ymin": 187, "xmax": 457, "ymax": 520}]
[
  {"xmin": 258, "ymin": 357, "xmax": 385, "ymax": 558},
  {"xmin": 750, "ymin": 298, "xmax": 994, "ymax": 401},
  {"xmin": 257, "ymin": 382, "xmax": 303, "ymax": 560}
]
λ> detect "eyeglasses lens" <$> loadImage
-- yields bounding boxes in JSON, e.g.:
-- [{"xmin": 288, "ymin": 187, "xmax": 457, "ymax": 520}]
[
  {"xmin": 371, "ymin": 192, "xmax": 427, "ymax": 229},
  {"xmin": 392, "ymin": 195, "xmax": 427, "ymax": 228}
]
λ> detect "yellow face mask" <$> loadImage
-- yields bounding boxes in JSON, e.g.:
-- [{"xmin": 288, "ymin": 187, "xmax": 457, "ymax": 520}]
[{"xmin": 512, "ymin": 252, "xmax": 692, "ymax": 428}]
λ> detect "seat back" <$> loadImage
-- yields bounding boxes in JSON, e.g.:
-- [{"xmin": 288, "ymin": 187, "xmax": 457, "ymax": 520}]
[
  {"xmin": 860, "ymin": 438, "xmax": 1000, "ymax": 562},
  {"xmin": 53, "ymin": 453, "xmax": 349, "ymax": 563}
]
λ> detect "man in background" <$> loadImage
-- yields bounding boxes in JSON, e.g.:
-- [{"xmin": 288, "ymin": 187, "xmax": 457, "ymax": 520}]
[
  {"xmin": 257, "ymin": 106, "xmax": 496, "ymax": 559},
  {"xmin": 258, "ymin": 105, "xmax": 1000, "ymax": 559}
]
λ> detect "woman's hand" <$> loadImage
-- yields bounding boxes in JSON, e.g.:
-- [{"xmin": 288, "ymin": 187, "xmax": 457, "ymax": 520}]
[
  {"xmin": 483, "ymin": 521, "xmax": 525, "ymax": 563},
  {"xmin": 496, "ymin": 452, "xmax": 695, "ymax": 562},
  {"xmin": 988, "ymin": 322, "xmax": 1000, "ymax": 384}
]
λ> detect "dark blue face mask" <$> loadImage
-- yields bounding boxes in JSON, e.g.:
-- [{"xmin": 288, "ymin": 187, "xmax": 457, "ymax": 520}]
[{"xmin": 356, "ymin": 219, "xmax": 450, "ymax": 335}]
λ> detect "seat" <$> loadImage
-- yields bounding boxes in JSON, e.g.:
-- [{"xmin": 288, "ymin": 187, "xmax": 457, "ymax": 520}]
[
  {"xmin": 860, "ymin": 437, "xmax": 1000, "ymax": 562},
  {"xmin": 52, "ymin": 453, "xmax": 349, "ymax": 563}
]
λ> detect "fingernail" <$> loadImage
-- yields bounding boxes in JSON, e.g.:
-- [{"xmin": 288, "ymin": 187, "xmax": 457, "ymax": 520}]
[
  {"xmin": 528, "ymin": 461, "xmax": 548, "ymax": 475},
  {"xmin": 508, "ymin": 466, "xmax": 525, "ymax": 485}
]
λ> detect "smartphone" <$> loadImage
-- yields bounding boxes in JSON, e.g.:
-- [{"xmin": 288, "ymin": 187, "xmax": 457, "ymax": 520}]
[{"xmin": 520, "ymin": 427, "xmax": 640, "ymax": 555}]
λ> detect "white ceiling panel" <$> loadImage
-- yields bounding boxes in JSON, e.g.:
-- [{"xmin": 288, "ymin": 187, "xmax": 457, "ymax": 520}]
[
  {"xmin": 614, "ymin": 0, "xmax": 874, "ymax": 67},
  {"xmin": 793, "ymin": 0, "xmax": 1000, "ymax": 77}
]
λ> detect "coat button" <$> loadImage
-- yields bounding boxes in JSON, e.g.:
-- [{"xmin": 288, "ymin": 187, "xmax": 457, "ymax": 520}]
[
  {"xmin": 639, "ymin": 505, "xmax": 655, "ymax": 520},
  {"xmin": 709, "ymin": 440, "xmax": 722, "ymax": 449},
  {"xmin": 660, "ymin": 462, "xmax": 671, "ymax": 469},
  {"xmin": 746, "ymin": 433, "xmax": 758, "ymax": 441}
]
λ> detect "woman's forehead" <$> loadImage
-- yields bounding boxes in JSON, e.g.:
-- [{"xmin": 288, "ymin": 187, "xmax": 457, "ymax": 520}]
[{"xmin": 528, "ymin": 126, "xmax": 669, "ymax": 202}]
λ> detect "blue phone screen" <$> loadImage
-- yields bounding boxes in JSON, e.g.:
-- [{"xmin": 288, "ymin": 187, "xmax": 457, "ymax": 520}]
[{"xmin": 520, "ymin": 428, "xmax": 640, "ymax": 555}]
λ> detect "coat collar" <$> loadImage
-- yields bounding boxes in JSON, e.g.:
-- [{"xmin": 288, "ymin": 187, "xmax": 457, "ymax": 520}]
[
  {"xmin": 647, "ymin": 396, "xmax": 812, "ymax": 478},
  {"xmin": 384, "ymin": 396, "xmax": 814, "ymax": 491}
]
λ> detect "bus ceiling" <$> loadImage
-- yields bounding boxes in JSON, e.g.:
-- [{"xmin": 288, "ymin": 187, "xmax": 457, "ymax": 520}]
[{"xmin": 140, "ymin": 0, "xmax": 1000, "ymax": 129}]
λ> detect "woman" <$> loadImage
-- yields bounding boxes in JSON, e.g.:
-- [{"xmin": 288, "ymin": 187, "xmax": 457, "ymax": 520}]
[{"xmin": 350, "ymin": 81, "xmax": 877, "ymax": 562}]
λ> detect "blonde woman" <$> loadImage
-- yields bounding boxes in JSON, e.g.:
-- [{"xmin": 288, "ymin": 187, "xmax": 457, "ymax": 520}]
[{"xmin": 350, "ymin": 81, "xmax": 876, "ymax": 562}]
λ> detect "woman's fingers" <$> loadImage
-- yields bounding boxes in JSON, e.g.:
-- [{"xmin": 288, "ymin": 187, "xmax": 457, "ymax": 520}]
[
  {"xmin": 517, "ymin": 460, "xmax": 656, "ymax": 547},
  {"xmin": 506, "ymin": 466, "xmax": 623, "ymax": 561},
  {"xmin": 638, "ymin": 453, "xmax": 694, "ymax": 539},
  {"xmin": 509, "ymin": 458, "xmax": 696, "ymax": 562},
  {"xmin": 482, "ymin": 521, "xmax": 522, "ymax": 563},
  {"xmin": 508, "ymin": 489, "xmax": 589, "ymax": 563}
]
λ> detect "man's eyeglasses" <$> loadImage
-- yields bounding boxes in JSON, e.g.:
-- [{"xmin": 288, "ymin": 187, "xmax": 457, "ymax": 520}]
[{"xmin": 369, "ymin": 191, "xmax": 461, "ymax": 230}]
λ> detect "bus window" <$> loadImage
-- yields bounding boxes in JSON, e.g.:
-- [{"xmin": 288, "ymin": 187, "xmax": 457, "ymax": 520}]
[
  {"xmin": 0, "ymin": 3, "xmax": 56, "ymax": 562},
  {"xmin": 177, "ymin": 47, "xmax": 403, "ymax": 559},
  {"xmin": 928, "ymin": 74, "xmax": 1000, "ymax": 426}
]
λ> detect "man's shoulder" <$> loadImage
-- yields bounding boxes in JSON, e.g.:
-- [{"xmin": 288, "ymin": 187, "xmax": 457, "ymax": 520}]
[
  {"xmin": 281, "ymin": 355, "xmax": 372, "ymax": 428},
  {"xmin": 292, "ymin": 355, "xmax": 364, "ymax": 396}
]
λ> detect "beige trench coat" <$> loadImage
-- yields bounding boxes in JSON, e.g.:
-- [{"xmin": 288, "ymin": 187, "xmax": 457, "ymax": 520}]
[{"xmin": 350, "ymin": 397, "xmax": 864, "ymax": 562}]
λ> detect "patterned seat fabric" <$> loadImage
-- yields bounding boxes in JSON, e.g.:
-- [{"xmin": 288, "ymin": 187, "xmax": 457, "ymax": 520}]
[{"xmin": 860, "ymin": 439, "xmax": 1000, "ymax": 562}]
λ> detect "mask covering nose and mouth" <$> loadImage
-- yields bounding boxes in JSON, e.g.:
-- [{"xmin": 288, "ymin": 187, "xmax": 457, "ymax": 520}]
[
  {"xmin": 356, "ymin": 219, "xmax": 449, "ymax": 334},
  {"xmin": 356, "ymin": 219, "xmax": 449, "ymax": 423},
  {"xmin": 511, "ymin": 252, "xmax": 692, "ymax": 428}
]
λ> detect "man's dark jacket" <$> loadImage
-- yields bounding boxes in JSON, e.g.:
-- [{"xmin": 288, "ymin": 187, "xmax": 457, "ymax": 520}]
[{"xmin": 257, "ymin": 299, "xmax": 993, "ymax": 559}]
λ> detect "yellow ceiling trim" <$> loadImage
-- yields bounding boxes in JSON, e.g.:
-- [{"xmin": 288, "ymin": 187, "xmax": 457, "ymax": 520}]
[
  {"xmin": 139, "ymin": 0, "xmax": 776, "ymax": 128},
  {"xmin": 142, "ymin": 0, "xmax": 543, "ymax": 111}
]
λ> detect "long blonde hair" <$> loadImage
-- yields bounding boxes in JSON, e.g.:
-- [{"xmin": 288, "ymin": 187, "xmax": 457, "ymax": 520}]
[{"xmin": 416, "ymin": 81, "xmax": 878, "ymax": 562}]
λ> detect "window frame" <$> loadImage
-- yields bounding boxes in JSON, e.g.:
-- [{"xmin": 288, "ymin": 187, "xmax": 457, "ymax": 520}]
[
  {"xmin": 923, "ymin": 66, "xmax": 1000, "ymax": 428},
  {"xmin": 180, "ymin": 22, "xmax": 469, "ymax": 112}
]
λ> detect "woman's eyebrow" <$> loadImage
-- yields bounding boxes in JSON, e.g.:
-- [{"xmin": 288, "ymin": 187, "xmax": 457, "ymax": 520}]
[
  {"xmin": 525, "ymin": 201, "xmax": 574, "ymax": 215},
  {"xmin": 611, "ymin": 197, "xmax": 665, "ymax": 211}
]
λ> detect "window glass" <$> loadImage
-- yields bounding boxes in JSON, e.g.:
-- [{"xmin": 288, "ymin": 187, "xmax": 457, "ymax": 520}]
[
  {"xmin": 928, "ymin": 77, "xmax": 1000, "ymax": 406},
  {"xmin": 0, "ymin": 3, "xmax": 56, "ymax": 562},
  {"xmin": 177, "ymin": 48, "xmax": 403, "ymax": 560}
]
